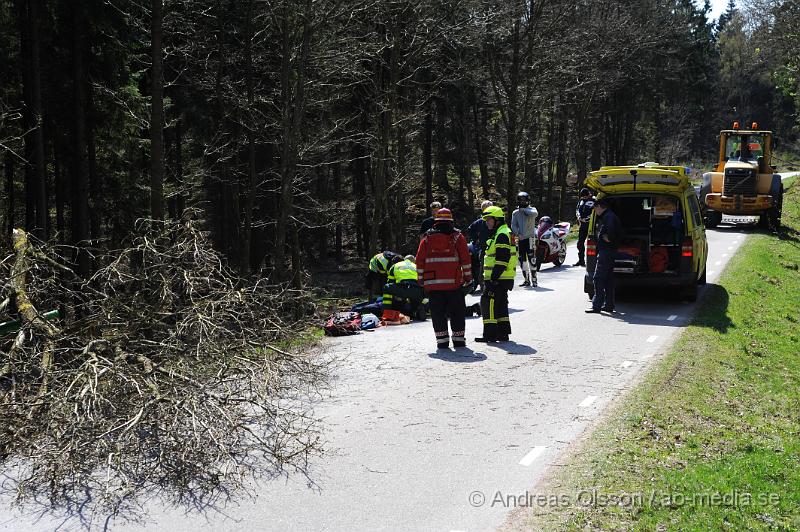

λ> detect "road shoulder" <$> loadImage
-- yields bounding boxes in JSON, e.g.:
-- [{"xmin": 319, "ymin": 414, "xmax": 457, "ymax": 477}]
[{"xmin": 502, "ymin": 178, "xmax": 800, "ymax": 530}]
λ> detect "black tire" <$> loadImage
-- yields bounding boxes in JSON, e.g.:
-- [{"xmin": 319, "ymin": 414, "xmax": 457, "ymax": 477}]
[
  {"xmin": 769, "ymin": 191, "xmax": 783, "ymax": 230},
  {"xmin": 553, "ymin": 255, "xmax": 563, "ymax": 268},
  {"xmin": 705, "ymin": 210, "xmax": 722, "ymax": 228}
]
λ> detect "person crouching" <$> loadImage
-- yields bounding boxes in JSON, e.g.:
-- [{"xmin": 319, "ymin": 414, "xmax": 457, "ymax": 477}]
[{"xmin": 416, "ymin": 208, "xmax": 473, "ymax": 349}]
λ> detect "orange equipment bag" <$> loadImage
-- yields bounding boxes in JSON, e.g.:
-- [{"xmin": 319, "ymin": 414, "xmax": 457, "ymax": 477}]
[{"xmin": 649, "ymin": 246, "xmax": 669, "ymax": 273}]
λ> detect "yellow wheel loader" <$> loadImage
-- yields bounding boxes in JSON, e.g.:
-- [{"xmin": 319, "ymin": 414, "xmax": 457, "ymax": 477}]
[{"xmin": 699, "ymin": 122, "xmax": 784, "ymax": 230}]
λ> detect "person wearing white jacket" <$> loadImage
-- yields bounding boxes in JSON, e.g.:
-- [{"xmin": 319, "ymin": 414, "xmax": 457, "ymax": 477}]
[{"xmin": 511, "ymin": 192, "xmax": 539, "ymax": 287}]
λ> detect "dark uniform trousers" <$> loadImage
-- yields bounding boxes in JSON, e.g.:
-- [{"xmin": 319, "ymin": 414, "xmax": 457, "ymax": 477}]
[
  {"xmin": 480, "ymin": 280, "xmax": 512, "ymax": 338},
  {"xmin": 429, "ymin": 291, "xmax": 466, "ymax": 341},
  {"xmin": 591, "ymin": 250, "xmax": 616, "ymax": 310},
  {"xmin": 576, "ymin": 222, "xmax": 589, "ymax": 263}
]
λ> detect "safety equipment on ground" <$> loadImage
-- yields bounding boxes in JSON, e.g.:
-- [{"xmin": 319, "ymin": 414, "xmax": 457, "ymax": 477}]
[
  {"xmin": 482, "ymin": 205, "xmax": 505, "ymax": 220},
  {"xmin": 517, "ymin": 191, "xmax": 530, "ymax": 207},
  {"xmin": 360, "ymin": 313, "xmax": 380, "ymax": 330},
  {"xmin": 323, "ymin": 312, "xmax": 361, "ymax": 336}
]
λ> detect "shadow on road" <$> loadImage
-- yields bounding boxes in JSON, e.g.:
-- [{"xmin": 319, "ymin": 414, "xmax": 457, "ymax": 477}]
[
  {"xmin": 493, "ymin": 341, "xmax": 537, "ymax": 355},
  {"xmin": 428, "ymin": 348, "xmax": 487, "ymax": 362},
  {"xmin": 602, "ymin": 284, "xmax": 733, "ymax": 333}
]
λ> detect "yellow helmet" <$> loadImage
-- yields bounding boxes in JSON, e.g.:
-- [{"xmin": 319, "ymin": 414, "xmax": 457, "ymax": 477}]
[{"xmin": 481, "ymin": 205, "xmax": 505, "ymax": 220}]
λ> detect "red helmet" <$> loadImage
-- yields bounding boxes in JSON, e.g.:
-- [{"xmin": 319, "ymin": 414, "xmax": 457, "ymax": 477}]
[{"xmin": 434, "ymin": 208, "xmax": 453, "ymax": 222}]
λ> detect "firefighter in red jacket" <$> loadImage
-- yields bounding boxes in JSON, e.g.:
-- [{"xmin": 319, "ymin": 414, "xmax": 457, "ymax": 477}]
[{"xmin": 416, "ymin": 208, "xmax": 473, "ymax": 349}]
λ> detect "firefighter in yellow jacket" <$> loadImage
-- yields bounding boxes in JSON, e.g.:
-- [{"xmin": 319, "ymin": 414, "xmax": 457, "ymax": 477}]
[{"xmin": 476, "ymin": 206, "xmax": 518, "ymax": 343}]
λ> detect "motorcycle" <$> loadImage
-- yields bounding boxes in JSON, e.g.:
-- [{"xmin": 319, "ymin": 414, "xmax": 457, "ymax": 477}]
[{"xmin": 534, "ymin": 216, "xmax": 571, "ymax": 270}]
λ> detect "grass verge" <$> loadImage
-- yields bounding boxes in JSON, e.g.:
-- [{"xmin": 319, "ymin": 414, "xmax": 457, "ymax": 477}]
[{"xmin": 510, "ymin": 179, "xmax": 800, "ymax": 530}]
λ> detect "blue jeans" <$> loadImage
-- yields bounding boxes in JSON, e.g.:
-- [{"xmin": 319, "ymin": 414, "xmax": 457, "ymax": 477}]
[{"xmin": 592, "ymin": 251, "xmax": 616, "ymax": 310}]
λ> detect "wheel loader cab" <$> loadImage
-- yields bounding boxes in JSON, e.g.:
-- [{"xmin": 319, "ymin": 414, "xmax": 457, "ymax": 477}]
[{"xmin": 701, "ymin": 122, "xmax": 784, "ymax": 229}]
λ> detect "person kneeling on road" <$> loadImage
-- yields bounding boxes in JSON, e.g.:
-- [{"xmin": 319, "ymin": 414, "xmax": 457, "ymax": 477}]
[
  {"xmin": 416, "ymin": 208, "xmax": 472, "ymax": 349},
  {"xmin": 383, "ymin": 255, "xmax": 427, "ymax": 321},
  {"xmin": 476, "ymin": 206, "xmax": 518, "ymax": 343}
]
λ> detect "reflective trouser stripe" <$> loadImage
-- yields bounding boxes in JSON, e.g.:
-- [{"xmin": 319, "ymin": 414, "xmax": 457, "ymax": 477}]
[
  {"xmin": 484, "ymin": 298, "xmax": 497, "ymax": 324},
  {"xmin": 427, "ymin": 257, "xmax": 459, "ymax": 262}
]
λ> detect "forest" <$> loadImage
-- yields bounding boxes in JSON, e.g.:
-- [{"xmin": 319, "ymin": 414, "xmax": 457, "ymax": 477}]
[
  {"xmin": 1, "ymin": 0, "xmax": 799, "ymax": 516},
  {"xmin": 1, "ymin": 0, "xmax": 798, "ymax": 276}
]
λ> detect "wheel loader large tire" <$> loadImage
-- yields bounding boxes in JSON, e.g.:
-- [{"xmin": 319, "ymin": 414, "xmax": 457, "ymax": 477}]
[{"xmin": 705, "ymin": 210, "xmax": 722, "ymax": 228}]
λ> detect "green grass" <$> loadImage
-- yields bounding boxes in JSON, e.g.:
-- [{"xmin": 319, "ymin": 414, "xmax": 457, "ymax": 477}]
[{"xmin": 516, "ymin": 180, "xmax": 800, "ymax": 530}]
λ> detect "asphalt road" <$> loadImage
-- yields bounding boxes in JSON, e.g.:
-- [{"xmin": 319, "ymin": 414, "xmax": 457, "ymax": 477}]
[{"xmin": 3, "ymin": 173, "xmax": 795, "ymax": 531}]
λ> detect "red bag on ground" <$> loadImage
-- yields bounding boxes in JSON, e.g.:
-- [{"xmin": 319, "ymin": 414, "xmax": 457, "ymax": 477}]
[{"xmin": 323, "ymin": 312, "xmax": 362, "ymax": 336}]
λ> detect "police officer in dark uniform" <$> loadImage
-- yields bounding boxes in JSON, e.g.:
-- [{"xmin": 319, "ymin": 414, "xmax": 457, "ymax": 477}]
[
  {"xmin": 586, "ymin": 197, "xmax": 621, "ymax": 313},
  {"xmin": 573, "ymin": 188, "xmax": 595, "ymax": 267}
]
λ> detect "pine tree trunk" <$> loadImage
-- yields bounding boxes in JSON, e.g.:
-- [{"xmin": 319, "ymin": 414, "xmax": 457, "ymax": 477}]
[
  {"xmin": 150, "ymin": 0, "xmax": 165, "ymax": 220},
  {"xmin": 71, "ymin": 0, "xmax": 90, "ymax": 278},
  {"xmin": 473, "ymin": 101, "xmax": 490, "ymax": 197},
  {"xmin": 240, "ymin": 0, "xmax": 256, "ymax": 276},
  {"xmin": 423, "ymin": 103, "xmax": 433, "ymax": 210},
  {"xmin": 4, "ymin": 153, "xmax": 13, "ymax": 238}
]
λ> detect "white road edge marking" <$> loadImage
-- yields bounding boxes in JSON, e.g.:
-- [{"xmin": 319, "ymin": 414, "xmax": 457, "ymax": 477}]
[
  {"xmin": 708, "ymin": 270, "xmax": 716, "ymax": 276},
  {"xmin": 646, "ymin": 335, "xmax": 658, "ymax": 343},
  {"xmin": 715, "ymin": 261, "xmax": 722, "ymax": 266},
  {"xmin": 519, "ymin": 446, "xmax": 547, "ymax": 467},
  {"xmin": 579, "ymin": 396, "xmax": 597, "ymax": 407},
  {"xmin": 728, "ymin": 246, "xmax": 734, "ymax": 250},
  {"xmin": 722, "ymin": 253, "xmax": 729, "ymax": 257},
  {"xmin": 621, "ymin": 360, "xmax": 633, "ymax": 368},
  {"xmin": 667, "ymin": 315, "xmax": 678, "ymax": 321}
]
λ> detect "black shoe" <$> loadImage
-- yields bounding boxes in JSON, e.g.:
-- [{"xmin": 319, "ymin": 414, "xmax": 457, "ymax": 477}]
[
  {"xmin": 520, "ymin": 280, "xmax": 530, "ymax": 287},
  {"xmin": 573, "ymin": 260, "xmax": 586, "ymax": 267},
  {"xmin": 601, "ymin": 307, "xmax": 615, "ymax": 313},
  {"xmin": 497, "ymin": 334, "xmax": 509, "ymax": 342},
  {"xmin": 453, "ymin": 340, "xmax": 466, "ymax": 348},
  {"xmin": 585, "ymin": 308, "xmax": 602, "ymax": 313},
  {"xmin": 437, "ymin": 342, "xmax": 449, "ymax": 350},
  {"xmin": 474, "ymin": 336, "xmax": 498, "ymax": 343}
]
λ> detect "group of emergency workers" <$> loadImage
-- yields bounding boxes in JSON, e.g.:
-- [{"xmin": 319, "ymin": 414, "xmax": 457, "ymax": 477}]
[{"xmin": 365, "ymin": 187, "xmax": 620, "ymax": 349}]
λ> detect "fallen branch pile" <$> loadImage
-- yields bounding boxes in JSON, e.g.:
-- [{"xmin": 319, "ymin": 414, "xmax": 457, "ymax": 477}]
[{"xmin": 0, "ymin": 218, "xmax": 326, "ymax": 517}]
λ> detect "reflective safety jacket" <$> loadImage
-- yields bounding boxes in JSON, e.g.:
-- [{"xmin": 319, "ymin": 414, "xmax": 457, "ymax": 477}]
[
  {"xmin": 483, "ymin": 224, "xmax": 518, "ymax": 281},
  {"xmin": 416, "ymin": 226, "xmax": 472, "ymax": 291},
  {"xmin": 383, "ymin": 259, "xmax": 420, "ymax": 308},
  {"xmin": 369, "ymin": 251, "xmax": 397, "ymax": 274},
  {"xmin": 387, "ymin": 259, "xmax": 418, "ymax": 283}
]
